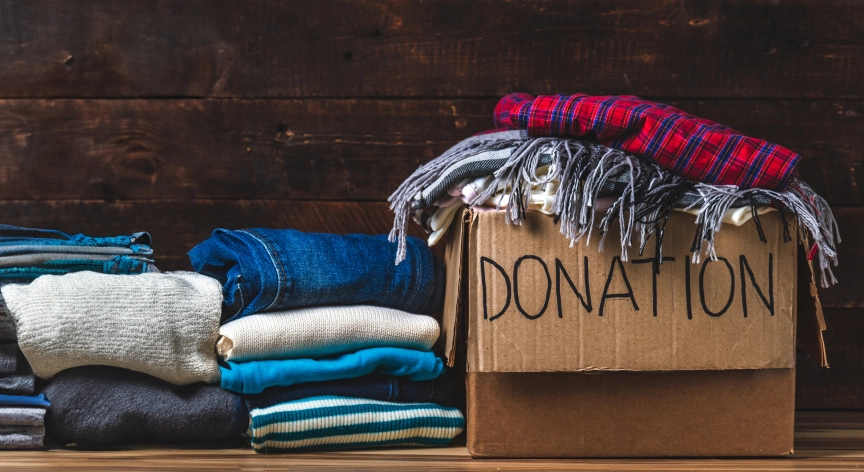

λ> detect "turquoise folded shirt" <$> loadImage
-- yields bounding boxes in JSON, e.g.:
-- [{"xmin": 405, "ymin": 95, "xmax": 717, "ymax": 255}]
[
  {"xmin": 220, "ymin": 347, "xmax": 445, "ymax": 394},
  {"xmin": 0, "ymin": 393, "xmax": 49, "ymax": 407}
]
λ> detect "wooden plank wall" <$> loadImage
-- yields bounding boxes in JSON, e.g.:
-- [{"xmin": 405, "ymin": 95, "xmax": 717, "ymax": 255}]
[{"xmin": 0, "ymin": 0, "xmax": 861, "ymax": 409}]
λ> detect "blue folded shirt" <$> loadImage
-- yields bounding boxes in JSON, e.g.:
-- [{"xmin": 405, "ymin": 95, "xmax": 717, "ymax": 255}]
[
  {"xmin": 220, "ymin": 347, "xmax": 445, "ymax": 395},
  {"xmin": 0, "ymin": 393, "xmax": 49, "ymax": 407},
  {"xmin": 188, "ymin": 229, "xmax": 444, "ymax": 321}
]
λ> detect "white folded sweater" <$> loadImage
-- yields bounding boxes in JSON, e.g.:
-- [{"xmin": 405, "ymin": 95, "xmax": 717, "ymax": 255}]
[
  {"xmin": 1, "ymin": 271, "xmax": 222, "ymax": 385},
  {"xmin": 217, "ymin": 305, "xmax": 440, "ymax": 362}
]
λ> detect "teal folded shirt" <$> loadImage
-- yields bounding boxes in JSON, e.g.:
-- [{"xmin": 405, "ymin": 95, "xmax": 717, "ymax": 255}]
[
  {"xmin": 0, "ymin": 393, "xmax": 49, "ymax": 407},
  {"xmin": 220, "ymin": 347, "xmax": 445, "ymax": 394}
]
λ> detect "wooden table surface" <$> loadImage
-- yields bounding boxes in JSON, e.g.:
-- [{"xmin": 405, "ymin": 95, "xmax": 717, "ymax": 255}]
[{"xmin": 0, "ymin": 412, "xmax": 861, "ymax": 471}]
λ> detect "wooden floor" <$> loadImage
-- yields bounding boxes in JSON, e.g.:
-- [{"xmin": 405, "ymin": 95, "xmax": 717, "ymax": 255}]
[{"xmin": 0, "ymin": 412, "xmax": 861, "ymax": 470}]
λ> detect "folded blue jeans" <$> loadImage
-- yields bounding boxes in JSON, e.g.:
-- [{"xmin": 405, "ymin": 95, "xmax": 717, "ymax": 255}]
[
  {"xmin": 189, "ymin": 229, "xmax": 444, "ymax": 321},
  {"xmin": 0, "ymin": 253, "xmax": 153, "ymax": 268},
  {"xmin": 0, "ymin": 256, "xmax": 152, "ymax": 279},
  {"xmin": 0, "ymin": 225, "xmax": 152, "ymax": 257},
  {"xmin": 245, "ymin": 372, "xmax": 458, "ymax": 410},
  {"xmin": 220, "ymin": 347, "xmax": 445, "ymax": 394},
  {"xmin": 0, "ymin": 225, "xmax": 154, "ymax": 277}
]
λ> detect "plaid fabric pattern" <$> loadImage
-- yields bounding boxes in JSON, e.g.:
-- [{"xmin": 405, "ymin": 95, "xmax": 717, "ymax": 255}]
[{"xmin": 494, "ymin": 93, "xmax": 799, "ymax": 190}]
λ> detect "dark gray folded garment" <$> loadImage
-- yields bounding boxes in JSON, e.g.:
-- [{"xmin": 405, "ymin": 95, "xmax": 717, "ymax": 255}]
[
  {"xmin": 0, "ymin": 425, "xmax": 43, "ymax": 435},
  {"xmin": 0, "ymin": 311, "xmax": 15, "ymax": 342},
  {"xmin": 0, "ymin": 433, "xmax": 42, "ymax": 449},
  {"xmin": 0, "ymin": 407, "xmax": 44, "ymax": 426},
  {"xmin": 0, "ymin": 374, "xmax": 35, "ymax": 396},
  {"xmin": 43, "ymin": 366, "xmax": 248, "ymax": 448},
  {"xmin": 0, "ymin": 343, "xmax": 17, "ymax": 375},
  {"xmin": 0, "ymin": 356, "xmax": 35, "ymax": 396}
]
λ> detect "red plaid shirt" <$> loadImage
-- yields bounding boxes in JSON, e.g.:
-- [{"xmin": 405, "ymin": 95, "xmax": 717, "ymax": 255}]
[{"xmin": 494, "ymin": 93, "xmax": 799, "ymax": 190}]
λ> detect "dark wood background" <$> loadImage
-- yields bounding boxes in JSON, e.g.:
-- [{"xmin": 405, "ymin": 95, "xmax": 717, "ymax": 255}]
[{"xmin": 1, "ymin": 0, "xmax": 861, "ymax": 409}]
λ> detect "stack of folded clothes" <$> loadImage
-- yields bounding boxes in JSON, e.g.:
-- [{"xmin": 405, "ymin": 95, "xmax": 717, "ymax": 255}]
[
  {"xmin": 0, "ymin": 393, "xmax": 49, "ymax": 449},
  {"xmin": 0, "ymin": 225, "xmax": 155, "ymax": 280},
  {"xmin": 0, "ymin": 232, "xmax": 247, "ymax": 448},
  {"xmin": 190, "ymin": 229, "xmax": 465, "ymax": 451},
  {"xmin": 0, "ymin": 224, "xmax": 126, "ymax": 449},
  {"xmin": 0, "ymin": 275, "xmax": 45, "ymax": 450},
  {"xmin": 0, "ymin": 302, "xmax": 45, "ymax": 449},
  {"xmin": 0, "ymin": 320, "xmax": 47, "ymax": 450},
  {"xmin": 0, "ymin": 307, "xmax": 34, "ymax": 398}
]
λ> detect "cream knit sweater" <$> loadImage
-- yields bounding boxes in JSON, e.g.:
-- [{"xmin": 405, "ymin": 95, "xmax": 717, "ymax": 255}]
[
  {"xmin": 217, "ymin": 305, "xmax": 440, "ymax": 362},
  {"xmin": 1, "ymin": 271, "xmax": 222, "ymax": 385}
]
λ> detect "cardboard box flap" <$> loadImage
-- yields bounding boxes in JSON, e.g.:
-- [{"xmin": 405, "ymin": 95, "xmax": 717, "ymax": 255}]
[
  {"xmin": 464, "ymin": 210, "xmax": 798, "ymax": 373},
  {"xmin": 440, "ymin": 209, "xmax": 469, "ymax": 368}
]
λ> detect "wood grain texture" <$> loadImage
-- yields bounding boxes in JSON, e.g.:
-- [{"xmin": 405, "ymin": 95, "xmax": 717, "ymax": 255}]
[
  {"xmin": 0, "ymin": 99, "xmax": 489, "ymax": 201},
  {"xmin": 0, "ymin": 98, "xmax": 863, "ymax": 205},
  {"xmin": 797, "ymin": 411, "xmax": 864, "ymax": 450},
  {"xmin": 1, "ymin": 0, "xmax": 863, "ymax": 99},
  {"xmin": 798, "ymin": 309, "xmax": 864, "ymax": 409}
]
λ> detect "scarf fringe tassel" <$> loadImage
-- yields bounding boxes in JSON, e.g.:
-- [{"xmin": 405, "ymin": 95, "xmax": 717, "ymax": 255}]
[{"xmin": 389, "ymin": 135, "xmax": 840, "ymax": 287}]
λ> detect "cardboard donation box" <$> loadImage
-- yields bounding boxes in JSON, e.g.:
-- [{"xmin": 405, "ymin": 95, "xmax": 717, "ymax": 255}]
[{"xmin": 440, "ymin": 209, "xmax": 827, "ymax": 458}]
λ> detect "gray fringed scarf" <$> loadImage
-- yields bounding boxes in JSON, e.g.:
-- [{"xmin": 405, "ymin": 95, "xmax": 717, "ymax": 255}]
[{"xmin": 389, "ymin": 131, "xmax": 840, "ymax": 287}]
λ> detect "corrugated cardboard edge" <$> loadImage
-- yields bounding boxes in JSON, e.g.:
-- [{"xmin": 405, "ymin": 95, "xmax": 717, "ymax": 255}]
[{"xmin": 441, "ymin": 209, "xmax": 470, "ymax": 368}]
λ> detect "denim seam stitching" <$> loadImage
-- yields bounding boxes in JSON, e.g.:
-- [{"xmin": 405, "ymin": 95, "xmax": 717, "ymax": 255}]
[
  {"xmin": 255, "ymin": 230, "xmax": 290, "ymax": 310},
  {"xmin": 239, "ymin": 230, "xmax": 285, "ymax": 313},
  {"xmin": 402, "ymin": 240, "xmax": 422, "ymax": 312}
]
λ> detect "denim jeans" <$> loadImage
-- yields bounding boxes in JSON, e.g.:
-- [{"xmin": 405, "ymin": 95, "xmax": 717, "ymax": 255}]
[
  {"xmin": 0, "ymin": 225, "xmax": 154, "ymax": 277},
  {"xmin": 0, "ymin": 256, "xmax": 152, "ymax": 279},
  {"xmin": 0, "ymin": 225, "xmax": 152, "ymax": 256},
  {"xmin": 0, "ymin": 253, "xmax": 149, "ymax": 268},
  {"xmin": 189, "ymin": 229, "xmax": 444, "ymax": 321}
]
